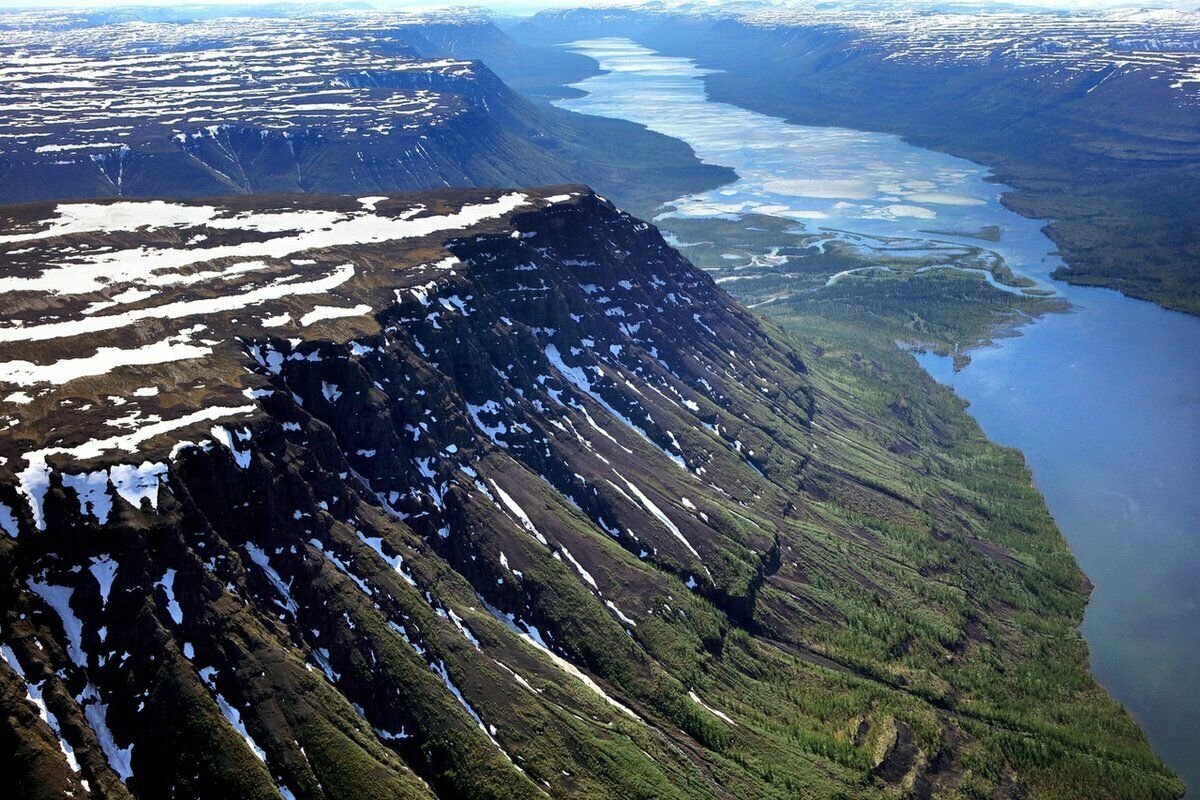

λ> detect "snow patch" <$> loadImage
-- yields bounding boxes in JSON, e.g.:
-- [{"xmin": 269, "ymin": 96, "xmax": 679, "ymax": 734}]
[
  {"xmin": 154, "ymin": 569, "xmax": 183, "ymax": 625},
  {"xmin": 26, "ymin": 579, "xmax": 86, "ymax": 667},
  {"xmin": 210, "ymin": 426, "xmax": 252, "ymax": 469},
  {"xmin": 0, "ymin": 501, "xmax": 18, "ymax": 537},
  {"xmin": 299, "ymin": 303, "xmax": 373, "ymax": 327},
  {"xmin": 89, "ymin": 556, "xmax": 118, "ymax": 609}
]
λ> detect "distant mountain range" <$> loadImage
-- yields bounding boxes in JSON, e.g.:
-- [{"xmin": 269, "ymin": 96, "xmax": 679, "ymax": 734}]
[
  {"xmin": 517, "ymin": 3, "xmax": 1200, "ymax": 314},
  {"xmin": 0, "ymin": 11, "xmax": 724, "ymax": 216}
]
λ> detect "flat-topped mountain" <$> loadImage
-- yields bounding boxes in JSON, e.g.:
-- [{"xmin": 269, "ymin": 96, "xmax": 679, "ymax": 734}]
[
  {"xmin": 0, "ymin": 13, "xmax": 726, "ymax": 212},
  {"xmin": 523, "ymin": 2, "xmax": 1200, "ymax": 94},
  {"xmin": 0, "ymin": 190, "xmax": 1179, "ymax": 798}
]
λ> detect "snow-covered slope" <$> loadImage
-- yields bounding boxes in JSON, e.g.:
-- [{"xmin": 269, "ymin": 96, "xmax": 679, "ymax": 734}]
[
  {"xmin": 0, "ymin": 16, "xmax": 474, "ymax": 156},
  {"xmin": 0, "ymin": 188, "xmax": 817, "ymax": 798},
  {"xmin": 738, "ymin": 6, "xmax": 1200, "ymax": 104},
  {"xmin": 525, "ymin": 3, "xmax": 1200, "ymax": 104},
  {"xmin": 0, "ymin": 11, "xmax": 726, "ymax": 208},
  {"xmin": 0, "ymin": 188, "xmax": 1179, "ymax": 799}
]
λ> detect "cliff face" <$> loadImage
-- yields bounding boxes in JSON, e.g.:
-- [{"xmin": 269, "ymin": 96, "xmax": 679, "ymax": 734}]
[
  {"xmin": 0, "ymin": 190, "xmax": 1175, "ymax": 799},
  {"xmin": 0, "ymin": 188, "xmax": 815, "ymax": 799},
  {"xmin": 0, "ymin": 15, "xmax": 729, "ymax": 212}
]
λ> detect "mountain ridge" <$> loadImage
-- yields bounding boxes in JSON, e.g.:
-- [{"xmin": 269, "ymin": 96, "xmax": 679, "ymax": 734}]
[
  {"xmin": 0, "ymin": 189, "xmax": 1181, "ymax": 799},
  {"xmin": 0, "ymin": 13, "xmax": 728, "ymax": 217}
]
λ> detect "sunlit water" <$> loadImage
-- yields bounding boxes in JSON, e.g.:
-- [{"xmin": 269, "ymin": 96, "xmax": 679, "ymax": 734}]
[{"xmin": 556, "ymin": 38, "xmax": 1200, "ymax": 789}]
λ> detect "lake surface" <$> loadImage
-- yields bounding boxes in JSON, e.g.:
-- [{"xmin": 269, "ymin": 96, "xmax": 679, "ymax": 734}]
[{"xmin": 556, "ymin": 38, "xmax": 1200, "ymax": 790}]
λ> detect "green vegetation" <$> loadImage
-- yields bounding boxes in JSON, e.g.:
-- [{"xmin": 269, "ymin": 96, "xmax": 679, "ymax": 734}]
[
  {"xmin": 0, "ymin": 184, "xmax": 1181, "ymax": 797},
  {"xmin": 623, "ymin": 204, "xmax": 1178, "ymax": 796},
  {"xmin": 747, "ymin": 289, "xmax": 1181, "ymax": 798},
  {"xmin": 775, "ymin": 267, "xmax": 1065, "ymax": 367},
  {"xmin": 659, "ymin": 214, "xmax": 1062, "ymax": 369}
]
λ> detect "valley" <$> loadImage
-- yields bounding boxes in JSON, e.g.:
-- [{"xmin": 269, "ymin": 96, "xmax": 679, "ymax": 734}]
[
  {"xmin": 517, "ymin": 5, "xmax": 1200, "ymax": 316},
  {"xmin": 0, "ymin": 4, "xmax": 1195, "ymax": 799},
  {"xmin": 540, "ymin": 35, "xmax": 1199, "ymax": 795},
  {"xmin": 0, "ymin": 187, "xmax": 1180, "ymax": 799}
]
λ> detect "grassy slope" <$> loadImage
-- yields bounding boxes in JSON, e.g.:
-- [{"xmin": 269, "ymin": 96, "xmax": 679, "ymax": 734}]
[
  {"xmin": 0, "ymin": 195, "xmax": 1182, "ymax": 798},
  {"xmin": 462, "ymin": 24, "xmax": 1186, "ymax": 792},
  {"xmin": 755, "ymin": 273, "xmax": 1183, "ymax": 798}
]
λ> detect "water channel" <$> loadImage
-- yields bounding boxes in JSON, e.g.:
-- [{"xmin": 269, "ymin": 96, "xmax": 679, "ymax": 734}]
[{"xmin": 555, "ymin": 37, "xmax": 1200, "ymax": 789}]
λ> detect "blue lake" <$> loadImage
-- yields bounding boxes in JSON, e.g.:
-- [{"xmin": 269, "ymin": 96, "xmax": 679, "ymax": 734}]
[{"xmin": 557, "ymin": 37, "xmax": 1200, "ymax": 790}]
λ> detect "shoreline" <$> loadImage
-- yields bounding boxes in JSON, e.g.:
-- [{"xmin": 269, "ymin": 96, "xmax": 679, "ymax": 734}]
[{"xmin": 540, "ymin": 35, "xmax": 1191, "ymax": 794}]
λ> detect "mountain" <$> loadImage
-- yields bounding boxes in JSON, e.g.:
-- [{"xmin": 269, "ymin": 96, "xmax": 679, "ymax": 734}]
[
  {"xmin": 0, "ymin": 189, "xmax": 1179, "ymax": 799},
  {"xmin": 392, "ymin": 11, "xmax": 599, "ymax": 101},
  {"xmin": 0, "ymin": 12, "xmax": 727, "ymax": 216},
  {"xmin": 515, "ymin": 5, "xmax": 1200, "ymax": 315}
]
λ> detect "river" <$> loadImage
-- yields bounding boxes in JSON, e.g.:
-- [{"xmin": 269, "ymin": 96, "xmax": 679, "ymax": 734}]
[{"xmin": 554, "ymin": 37, "xmax": 1200, "ymax": 790}]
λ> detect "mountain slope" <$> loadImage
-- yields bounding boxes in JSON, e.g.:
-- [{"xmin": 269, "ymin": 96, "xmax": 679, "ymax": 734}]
[
  {"xmin": 0, "ymin": 13, "xmax": 728, "ymax": 216},
  {"xmin": 0, "ymin": 190, "xmax": 1180, "ymax": 799},
  {"xmin": 399, "ymin": 11, "xmax": 598, "ymax": 101}
]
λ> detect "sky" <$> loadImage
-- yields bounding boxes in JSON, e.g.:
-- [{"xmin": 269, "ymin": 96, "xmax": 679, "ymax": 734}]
[{"xmin": 0, "ymin": 0, "xmax": 1195, "ymax": 13}]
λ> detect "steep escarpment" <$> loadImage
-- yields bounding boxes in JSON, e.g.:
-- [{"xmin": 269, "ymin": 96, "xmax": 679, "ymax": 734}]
[
  {"xmin": 0, "ymin": 190, "xmax": 1180, "ymax": 798},
  {"xmin": 0, "ymin": 14, "xmax": 728, "ymax": 214}
]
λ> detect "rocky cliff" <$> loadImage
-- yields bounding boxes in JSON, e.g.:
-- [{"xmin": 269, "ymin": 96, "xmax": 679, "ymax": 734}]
[
  {"xmin": 0, "ymin": 190, "xmax": 1178, "ymax": 798},
  {"xmin": 0, "ymin": 14, "xmax": 727, "ymax": 212}
]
